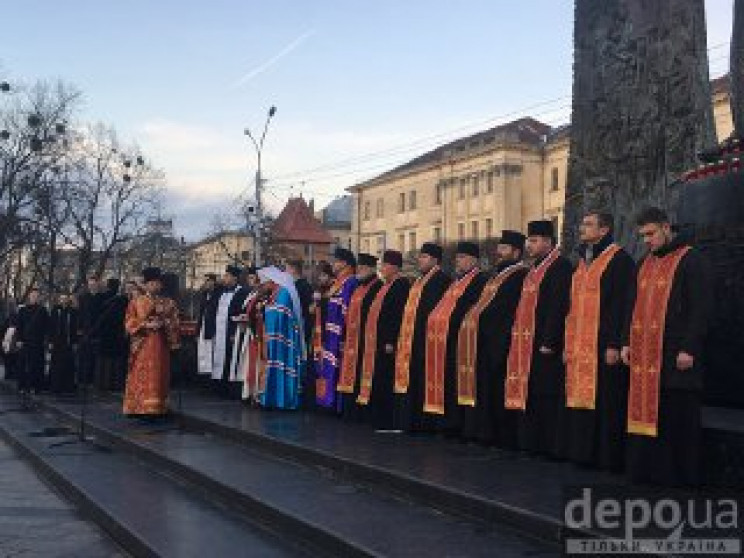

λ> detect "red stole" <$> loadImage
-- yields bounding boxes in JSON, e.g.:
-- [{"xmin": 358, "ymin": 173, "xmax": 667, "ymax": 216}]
[
  {"xmin": 394, "ymin": 266, "xmax": 440, "ymax": 394},
  {"xmin": 357, "ymin": 277, "xmax": 400, "ymax": 405},
  {"xmin": 564, "ymin": 244, "xmax": 621, "ymax": 409},
  {"xmin": 457, "ymin": 264, "xmax": 525, "ymax": 406},
  {"xmin": 505, "ymin": 248, "xmax": 560, "ymax": 410},
  {"xmin": 337, "ymin": 278, "xmax": 381, "ymax": 393},
  {"xmin": 424, "ymin": 268, "xmax": 479, "ymax": 415},
  {"xmin": 627, "ymin": 246, "xmax": 690, "ymax": 437}
]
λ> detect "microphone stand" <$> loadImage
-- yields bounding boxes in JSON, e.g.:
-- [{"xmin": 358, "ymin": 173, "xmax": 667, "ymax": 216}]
[{"xmin": 49, "ymin": 331, "xmax": 102, "ymax": 450}]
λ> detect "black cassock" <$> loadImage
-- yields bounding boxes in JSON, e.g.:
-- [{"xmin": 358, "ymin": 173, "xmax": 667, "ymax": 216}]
[
  {"xmin": 95, "ymin": 293, "xmax": 129, "ymax": 391},
  {"xmin": 623, "ymin": 238, "xmax": 711, "ymax": 486},
  {"xmin": 394, "ymin": 269, "xmax": 452, "ymax": 432},
  {"xmin": 516, "ymin": 253, "xmax": 573, "ymax": 457},
  {"xmin": 197, "ymin": 287, "xmax": 221, "ymax": 341},
  {"xmin": 49, "ymin": 305, "xmax": 78, "ymax": 394},
  {"xmin": 223, "ymin": 286, "xmax": 251, "ymax": 398},
  {"xmin": 442, "ymin": 271, "xmax": 489, "ymax": 435},
  {"xmin": 367, "ymin": 276, "xmax": 411, "ymax": 430},
  {"xmin": 564, "ymin": 236, "xmax": 635, "ymax": 471},
  {"xmin": 341, "ymin": 275, "xmax": 382, "ymax": 422},
  {"xmin": 16, "ymin": 303, "xmax": 49, "ymax": 392},
  {"xmin": 461, "ymin": 262, "xmax": 527, "ymax": 446},
  {"xmin": 77, "ymin": 291, "xmax": 106, "ymax": 384}
]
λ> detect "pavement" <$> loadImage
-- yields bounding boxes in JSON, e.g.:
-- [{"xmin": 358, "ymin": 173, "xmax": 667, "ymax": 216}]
[{"xmin": 0, "ymin": 436, "xmax": 125, "ymax": 558}]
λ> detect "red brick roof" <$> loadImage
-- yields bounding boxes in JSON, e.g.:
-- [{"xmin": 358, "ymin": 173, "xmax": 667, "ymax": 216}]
[{"xmin": 271, "ymin": 197, "xmax": 333, "ymax": 244}]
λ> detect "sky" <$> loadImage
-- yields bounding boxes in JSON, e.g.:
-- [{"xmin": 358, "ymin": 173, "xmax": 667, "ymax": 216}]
[{"xmin": 0, "ymin": 0, "xmax": 734, "ymax": 239}]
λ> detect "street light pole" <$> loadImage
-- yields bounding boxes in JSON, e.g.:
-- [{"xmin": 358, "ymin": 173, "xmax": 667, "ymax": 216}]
[{"xmin": 244, "ymin": 105, "xmax": 276, "ymax": 266}]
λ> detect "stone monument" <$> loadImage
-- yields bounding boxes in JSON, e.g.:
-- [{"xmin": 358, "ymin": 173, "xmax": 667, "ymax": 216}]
[
  {"xmin": 563, "ymin": 0, "xmax": 716, "ymax": 253},
  {"xmin": 676, "ymin": 1, "xmax": 744, "ymax": 409}
]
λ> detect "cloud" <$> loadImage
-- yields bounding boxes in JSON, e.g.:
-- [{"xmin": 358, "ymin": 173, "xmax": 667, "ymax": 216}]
[
  {"xmin": 140, "ymin": 120, "xmax": 221, "ymax": 151},
  {"xmin": 232, "ymin": 29, "xmax": 315, "ymax": 88}
]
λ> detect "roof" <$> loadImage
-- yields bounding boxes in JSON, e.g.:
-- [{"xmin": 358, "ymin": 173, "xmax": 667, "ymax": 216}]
[
  {"xmin": 321, "ymin": 195, "xmax": 353, "ymax": 226},
  {"xmin": 545, "ymin": 123, "xmax": 571, "ymax": 144},
  {"xmin": 348, "ymin": 117, "xmax": 552, "ymax": 192},
  {"xmin": 712, "ymin": 74, "xmax": 730, "ymax": 96},
  {"xmin": 271, "ymin": 197, "xmax": 333, "ymax": 244}
]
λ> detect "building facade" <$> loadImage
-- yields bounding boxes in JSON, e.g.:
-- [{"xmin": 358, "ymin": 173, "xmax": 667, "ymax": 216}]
[
  {"xmin": 350, "ymin": 80, "xmax": 733, "ymax": 255},
  {"xmin": 186, "ymin": 231, "xmax": 254, "ymax": 289}
]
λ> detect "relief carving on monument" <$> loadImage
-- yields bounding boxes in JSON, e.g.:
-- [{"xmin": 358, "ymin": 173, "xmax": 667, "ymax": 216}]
[{"xmin": 563, "ymin": 0, "xmax": 716, "ymax": 254}]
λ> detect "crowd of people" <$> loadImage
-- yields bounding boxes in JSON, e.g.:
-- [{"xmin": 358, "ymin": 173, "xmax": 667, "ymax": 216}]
[
  {"xmin": 194, "ymin": 206, "xmax": 710, "ymax": 488},
  {"xmin": 0, "ymin": 205, "xmax": 710, "ymax": 488},
  {"xmin": 1, "ymin": 277, "xmax": 132, "ymax": 396}
]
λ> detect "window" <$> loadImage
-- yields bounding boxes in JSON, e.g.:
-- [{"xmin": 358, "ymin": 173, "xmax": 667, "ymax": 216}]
[
  {"xmin": 364, "ymin": 201, "xmax": 371, "ymax": 221},
  {"xmin": 551, "ymin": 167, "xmax": 560, "ymax": 191},
  {"xmin": 376, "ymin": 199, "xmax": 384, "ymax": 218},
  {"xmin": 409, "ymin": 190, "xmax": 417, "ymax": 210},
  {"xmin": 472, "ymin": 176, "xmax": 479, "ymax": 196},
  {"xmin": 458, "ymin": 178, "xmax": 466, "ymax": 199},
  {"xmin": 334, "ymin": 237, "xmax": 340, "ymax": 246},
  {"xmin": 433, "ymin": 227, "xmax": 441, "ymax": 242},
  {"xmin": 551, "ymin": 216, "xmax": 560, "ymax": 236},
  {"xmin": 471, "ymin": 221, "xmax": 479, "ymax": 239},
  {"xmin": 458, "ymin": 222, "xmax": 465, "ymax": 240},
  {"xmin": 364, "ymin": 239, "xmax": 370, "ymax": 252},
  {"xmin": 409, "ymin": 231, "xmax": 417, "ymax": 251},
  {"xmin": 435, "ymin": 182, "xmax": 443, "ymax": 205},
  {"xmin": 399, "ymin": 192, "xmax": 406, "ymax": 213},
  {"xmin": 486, "ymin": 171, "xmax": 494, "ymax": 193},
  {"xmin": 398, "ymin": 233, "xmax": 405, "ymax": 251},
  {"xmin": 376, "ymin": 235, "xmax": 385, "ymax": 255},
  {"xmin": 485, "ymin": 218, "xmax": 493, "ymax": 238}
]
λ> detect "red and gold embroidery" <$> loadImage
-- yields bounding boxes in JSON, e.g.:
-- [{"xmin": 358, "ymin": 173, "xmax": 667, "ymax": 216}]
[
  {"xmin": 627, "ymin": 246, "xmax": 690, "ymax": 437},
  {"xmin": 504, "ymin": 249, "xmax": 560, "ymax": 411},
  {"xmin": 394, "ymin": 266, "xmax": 439, "ymax": 394},
  {"xmin": 457, "ymin": 264, "xmax": 525, "ymax": 406},
  {"xmin": 564, "ymin": 244, "xmax": 621, "ymax": 409},
  {"xmin": 424, "ymin": 268, "xmax": 479, "ymax": 415}
]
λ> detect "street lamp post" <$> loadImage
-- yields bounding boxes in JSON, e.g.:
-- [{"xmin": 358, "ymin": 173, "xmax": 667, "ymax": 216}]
[{"xmin": 244, "ymin": 105, "xmax": 276, "ymax": 266}]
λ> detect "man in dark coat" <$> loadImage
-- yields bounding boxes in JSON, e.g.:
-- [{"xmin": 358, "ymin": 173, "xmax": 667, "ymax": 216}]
[
  {"xmin": 505, "ymin": 220, "xmax": 573, "ymax": 458},
  {"xmin": 424, "ymin": 241, "xmax": 489, "ymax": 435},
  {"xmin": 49, "ymin": 292, "xmax": 78, "ymax": 394},
  {"xmin": 196, "ymin": 273, "xmax": 220, "ymax": 382},
  {"xmin": 95, "ymin": 278, "xmax": 129, "ymax": 391},
  {"xmin": 621, "ymin": 207, "xmax": 711, "ymax": 486},
  {"xmin": 393, "ymin": 243, "xmax": 451, "ymax": 432},
  {"xmin": 16, "ymin": 288, "xmax": 49, "ymax": 394},
  {"xmin": 459, "ymin": 230, "xmax": 528, "ymax": 446},
  {"xmin": 213, "ymin": 265, "xmax": 249, "ymax": 398},
  {"xmin": 77, "ymin": 274, "xmax": 106, "ymax": 385},
  {"xmin": 356, "ymin": 250, "xmax": 410, "ymax": 430},
  {"xmin": 338, "ymin": 253, "xmax": 382, "ymax": 422},
  {"xmin": 563, "ymin": 212, "xmax": 635, "ymax": 471}
]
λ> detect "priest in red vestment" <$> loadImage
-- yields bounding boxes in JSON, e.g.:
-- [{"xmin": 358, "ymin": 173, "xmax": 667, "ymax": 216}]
[{"xmin": 123, "ymin": 267, "xmax": 180, "ymax": 417}]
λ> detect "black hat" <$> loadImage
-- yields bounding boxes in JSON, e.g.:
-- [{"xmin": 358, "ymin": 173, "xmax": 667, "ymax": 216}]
[
  {"xmin": 357, "ymin": 253, "xmax": 378, "ymax": 267},
  {"xmin": 456, "ymin": 241, "xmax": 480, "ymax": 259},
  {"xmin": 246, "ymin": 266, "xmax": 258, "ymax": 276},
  {"xmin": 498, "ymin": 230, "xmax": 526, "ymax": 250},
  {"xmin": 382, "ymin": 250, "xmax": 403, "ymax": 267},
  {"xmin": 333, "ymin": 247, "xmax": 356, "ymax": 267},
  {"xmin": 527, "ymin": 220, "xmax": 555, "ymax": 238},
  {"xmin": 420, "ymin": 242, "xmax": 443, "ymax": 261},
  {"xmin": 142, "ymin": 267, "xmax": 162, "ymax": 282},
  {"xmin": 225, "ymin": 264, "xmax": 243, "ymax": 277}
]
